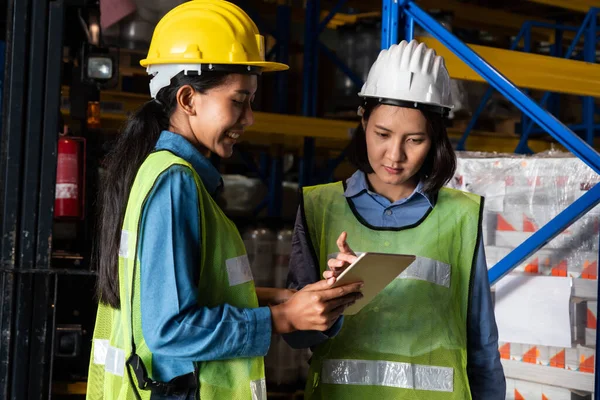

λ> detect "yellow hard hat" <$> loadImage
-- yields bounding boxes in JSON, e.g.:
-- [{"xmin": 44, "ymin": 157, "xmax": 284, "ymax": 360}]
[
  {"xmin": 141, "ymin": 0, "xmax": 289, "ymax": 97},
  {"xmin": 140, "ymin": 0, "xmax": 287, "ymax": 70}
]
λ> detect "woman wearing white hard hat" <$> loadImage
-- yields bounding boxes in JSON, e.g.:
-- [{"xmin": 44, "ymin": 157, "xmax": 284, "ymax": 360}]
[
  {"xmin": 87, "ymin": 1, "xmax": 363, "ymax": 399},
  {"xmin": 285, "ymin": 39, "xmax": 505, "ymax": 399}
]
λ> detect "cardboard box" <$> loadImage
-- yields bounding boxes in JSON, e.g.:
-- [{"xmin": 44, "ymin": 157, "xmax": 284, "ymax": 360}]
[
  {"xmin": 510, "ymin": 343, "xmax": 523, "ymax": 362},
  {"xmin": 536, "ymin": 345, "xmax": 550, "ymax": 366},
  {"xmin": 566, "ymin": 347, "xmax": 579, "ymax": 371},
  {"xmin": 541, "ymin": 384, "xmax": 572, "ymax": 400},
  {"xmin": 549, "ymin": 347, "xmax": 565, "ymax": 369},
  {"xmin": 564, "ymin": 345, "xmax": 595, "ymax": 373},
  {"xmin": 499, "ymin": 341, "xmax": 511, "ymax": 360},
  {"xmin": 522, "ymin": 344, "xmax": 540, "ymax": 364},
  {"xmin": 514, "ymin": 380, "xmax": 542, "ymax": 399},
  {"xmin": 505, "ymin": 378, "xmax": 516, "ymax": 400},
  {"xmin": 579, "ymin": 346, "xmax": 595, "ymax": 374}
]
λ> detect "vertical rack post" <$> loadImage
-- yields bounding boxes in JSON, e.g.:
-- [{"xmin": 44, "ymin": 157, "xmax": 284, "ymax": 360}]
[
  {"xmin": 267, "ymin": 0, "xmax": 292, "ymax": 217},
  {"xmin": 300, "ymin": 0, "xmax": 320, "ymax": 188},
  {"xmin": 381, "ymin": 0, "xmax": 399, "ymax": 50}
]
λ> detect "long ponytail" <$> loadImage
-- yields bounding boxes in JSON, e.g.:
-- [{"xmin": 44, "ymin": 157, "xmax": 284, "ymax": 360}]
[
  {"xmin": 95, "ymin": 100, "xmax": 167, "ymax": 308},
  {"xmin": 95, "ymin": 71, "xmax": 231, "ymax": 308}
]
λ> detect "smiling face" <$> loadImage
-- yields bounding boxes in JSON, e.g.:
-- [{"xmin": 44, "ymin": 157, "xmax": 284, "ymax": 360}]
[
  {"xmin": 171, "ymin": 73, "xmax": 257, "ymax": 158},
  {"xmin": 363, "ymin": 105, "xmax": 432, "ymax": 201}
]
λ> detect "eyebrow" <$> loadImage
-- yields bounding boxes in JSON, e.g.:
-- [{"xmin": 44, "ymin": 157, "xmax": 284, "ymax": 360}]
[
  {"xmin": 374, "ymin": 124, "xmax": 393, "ymax": 132},
  {"xmin": 374, "ymin": 124, "xmax": 426, "ymax": 136},
  {"xmin": 235, "ymin": 90, "xmax": 251, "ymax": 95}
]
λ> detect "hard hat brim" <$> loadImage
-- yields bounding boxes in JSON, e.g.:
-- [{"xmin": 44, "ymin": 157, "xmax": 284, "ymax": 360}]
[
  {"xmin": 359, "ymin": 94, "xmax": 453, "ymax": 117},
  {"xmin": 140, "ymin": 58, "xmax": 289, "ymax": 72}
]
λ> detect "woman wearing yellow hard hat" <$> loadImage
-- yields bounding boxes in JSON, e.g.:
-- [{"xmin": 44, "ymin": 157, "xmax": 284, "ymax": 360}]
[
  {"xmin": 87, "ymin": 1, "xmax": 363, "ymax": 399},
  {"xmin": 286, "ymin": 39, "xmax": 505, "ymax": 399}
]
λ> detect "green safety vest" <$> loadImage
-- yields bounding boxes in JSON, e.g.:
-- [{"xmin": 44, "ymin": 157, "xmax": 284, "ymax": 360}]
[
  {"xmin": 86, "ymin": 151, "xmax": 266, "ymax": 400},
  {"xmin": 302, "ymin": 182, "xmax": 482, "ymax": 400}
]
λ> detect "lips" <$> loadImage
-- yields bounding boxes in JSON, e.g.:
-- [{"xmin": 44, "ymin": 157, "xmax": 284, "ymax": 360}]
[{"xmin": 384, "ymin": 166, "xmax": 403, "ymax": 175}]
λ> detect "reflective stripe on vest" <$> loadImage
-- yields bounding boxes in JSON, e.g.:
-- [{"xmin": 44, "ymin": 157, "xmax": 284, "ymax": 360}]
[
  {"xmin": 321, "ymin": 359, "xmax": 453, "ymax": 392},
  {"xmin": 398, "ymin": 257, "xmax": 451, "ymax": 288},
  {"xmin": 93, "ymin": 339, "xmax": 126, "ymax": 377},
  {"xmin": 251, "ymin": 378, "xmax": 267, "ymax": 400}
]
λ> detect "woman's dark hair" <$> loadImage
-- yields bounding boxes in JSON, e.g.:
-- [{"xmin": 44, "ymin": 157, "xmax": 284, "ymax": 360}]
[
  {"xmin": 347, "ymin": 100, "xmax": 456, "ymax": 195},
  {"xmin": 95, "ymin": 71, "xmax": 231, "ymax": 308}
]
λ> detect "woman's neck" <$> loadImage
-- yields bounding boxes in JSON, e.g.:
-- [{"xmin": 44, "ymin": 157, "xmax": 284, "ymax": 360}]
[
  {"xmin": 366, "ymin": 173, "xmax": 418, "ymax": 203},
  {"xmin": 168, "ymin": 124, "xmax": 208, "ymax": 155}
]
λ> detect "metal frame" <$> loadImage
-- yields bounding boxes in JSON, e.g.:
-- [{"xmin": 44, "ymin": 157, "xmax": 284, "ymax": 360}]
[
  {"xmin": 0, "ymin": 0, "xmax": 65, "ymax": 398},
  {"xmin": 387, "ymin": 0, "xmax": 600, "ymax": 394},
  {"xmin": 299, "ymin": 0, "xmax": 369, "ymax": 189},
  {"xmin": 456, "ymin": 10, "xmax": 600, "ymax": 153},
  {"xmin": 0, "ymin": 0, "xmax": 31, "ymax": 395}
]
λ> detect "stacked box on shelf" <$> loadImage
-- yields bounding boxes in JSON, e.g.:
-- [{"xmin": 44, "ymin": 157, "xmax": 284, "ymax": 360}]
[
  {"xmin": 506, "ymin": 379, "xmax": 592, "ymax": 400},
  {"xmin": 452, "ymin": 151, "xmax": 600, "ymax": 280},
  {"xmin": 452, "ymin": 152, "xmax": 600, "ymax": 393}
]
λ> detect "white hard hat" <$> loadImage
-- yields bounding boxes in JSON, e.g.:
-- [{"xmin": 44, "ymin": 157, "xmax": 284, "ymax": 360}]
[{"xmin": 358, "ymin": 39, "xmax": 453, "ymax": 116}]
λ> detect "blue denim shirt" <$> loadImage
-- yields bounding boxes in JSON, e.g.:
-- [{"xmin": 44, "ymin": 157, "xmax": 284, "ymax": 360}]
[
  {"xmin": 138, "ymin": 131, "xmax": 271, "ymax": 383},
  {"xmin": 285, "ymin": 170, "xmax": 506, "ymax": 400}
]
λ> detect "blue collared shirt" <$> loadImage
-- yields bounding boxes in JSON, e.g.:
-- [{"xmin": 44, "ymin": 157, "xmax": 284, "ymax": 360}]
[
  {"xmin": 138, "ymin": 131, "xmax": 271, "ymax": 382},
  {"xmin": 285, "ymin": 170, "xmax": 505, "ymax": 400}
]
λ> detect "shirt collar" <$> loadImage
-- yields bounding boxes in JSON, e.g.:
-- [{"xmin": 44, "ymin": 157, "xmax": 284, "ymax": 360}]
[
  {"xmin": 155, "ymin": 130, "xmax": 223, "ymax": 196},
  {"xmin": 343, "ymin": 170, "xmax": 434, "ymax": 208}
]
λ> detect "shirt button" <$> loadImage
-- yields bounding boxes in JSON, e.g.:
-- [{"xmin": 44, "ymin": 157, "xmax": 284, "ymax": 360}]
[
  {"xmin": 384, "ymin": 241, "xmax": 390, "ymax": 247},
  {"xmin": 385, "ymin": 209, "xmax": 393, "ymax": 216}
]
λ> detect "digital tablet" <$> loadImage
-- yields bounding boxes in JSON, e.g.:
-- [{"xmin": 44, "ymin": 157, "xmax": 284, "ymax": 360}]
[{"xmin": 331, "ymin": 252, "xmax": 416, "ymax": 315}]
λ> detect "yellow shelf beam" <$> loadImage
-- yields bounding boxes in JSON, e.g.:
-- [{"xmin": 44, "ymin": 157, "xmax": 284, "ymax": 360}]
[
  {"xmin": 526, "ymin": 0, "xmax": 600, "ymax": 12},
  {"xmin": 322, "ymin": 11, "xmax": 381, "ymax": 29},
  {"xmin": 418, "ymin": 36, "xmax": 600, "ymax": 98}
]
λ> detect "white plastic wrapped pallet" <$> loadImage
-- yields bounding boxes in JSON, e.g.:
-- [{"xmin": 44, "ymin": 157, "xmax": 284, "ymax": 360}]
[{"xmin": 450, "ymin": 151, "xmax": 599, "ymax": 395}]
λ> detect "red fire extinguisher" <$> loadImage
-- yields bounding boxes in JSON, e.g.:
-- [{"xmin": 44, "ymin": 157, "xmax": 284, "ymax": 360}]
[{"xmin": 54, "ymin": 136, "xmax": 86, "ymax": 219}]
